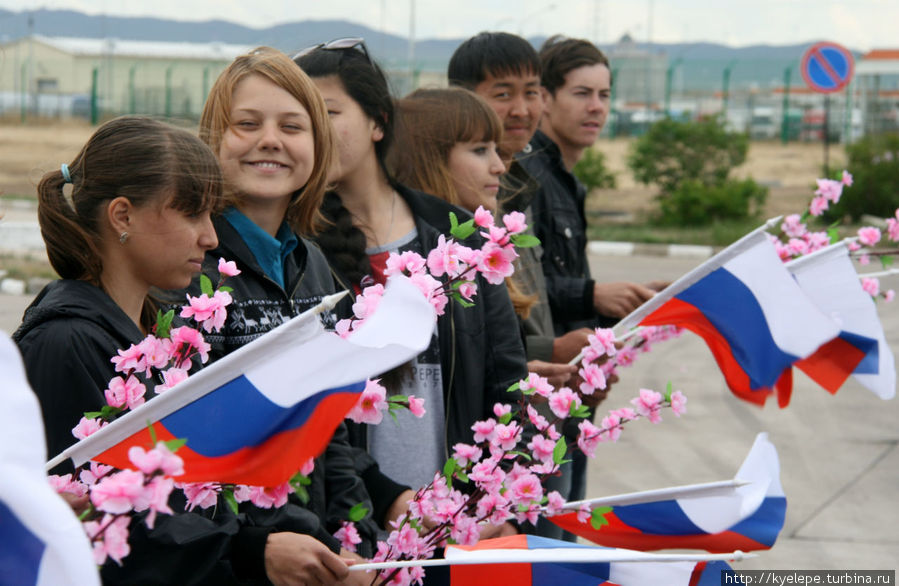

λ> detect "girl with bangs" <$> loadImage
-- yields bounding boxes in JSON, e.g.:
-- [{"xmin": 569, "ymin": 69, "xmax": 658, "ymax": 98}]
[
  {"xmin": 194, "ymin": 47, "xmax": 380, "ymax": 585},
  {"xmin": 295, "ymin": 41, "xmax": 527, "ymax": 537}
]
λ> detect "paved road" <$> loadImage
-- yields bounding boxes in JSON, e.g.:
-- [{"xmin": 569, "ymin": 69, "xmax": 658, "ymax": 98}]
[{"xmin": 1, "ymin": 252, "xmax": 897, "ymax": 572}]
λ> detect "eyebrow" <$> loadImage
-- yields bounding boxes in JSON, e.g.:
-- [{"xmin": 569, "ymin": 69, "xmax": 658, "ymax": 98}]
[{"xmin": 233, "ymin": 107, "xmax": 311, "ymax": 120}]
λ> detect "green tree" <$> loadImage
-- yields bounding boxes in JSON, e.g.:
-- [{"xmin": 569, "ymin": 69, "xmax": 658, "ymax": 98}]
[
  {"xmin": 825, "ymin": 133, "xmax": 899, "ymax": 221},
  {"xmin": 573, "ymin": 147, "xmax": 616, "ymax": 191}
]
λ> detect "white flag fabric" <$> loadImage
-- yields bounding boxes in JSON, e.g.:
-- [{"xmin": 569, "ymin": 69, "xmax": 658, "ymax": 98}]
[
  {"xmin": 0, "ymin": 332, "xmax": 100, "ymax": 585},
  {"xmin": 787, "ymin": 242, "xmax": 896, "ymax": 399}
]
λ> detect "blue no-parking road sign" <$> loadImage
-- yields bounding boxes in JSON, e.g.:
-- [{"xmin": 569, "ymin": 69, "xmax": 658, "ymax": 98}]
[{"xmin": 801, "ymin": 42, "xmax": 855, "ymax": 94}]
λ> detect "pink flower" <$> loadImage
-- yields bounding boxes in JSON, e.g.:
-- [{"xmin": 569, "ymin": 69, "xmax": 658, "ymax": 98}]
[
  {"xmin": 473, "ymin": 206, "xmax": 494, "ymax": 228},
  {"xmin": 502, "ymin": 211, "xmax": 527, "ymax": 234},
  {"xmin": 545, "ymin": 490, "xmax": 565, "ymax": 516},
  {"xmin": 787, "ymin": 238, "xmax": 809, "ymax": 257},
  {"xmin": 352, "ymin": 284, "xmax": 385, "ymax": 321},
  {"xmin": 804, "ymin": 231, "xmax": 831, "ymax": 253},
  {"xmin": 491, "ymin": 422, "xmax": 522, "ymax": 451},
  {"xmin": 809, "ymin": 195, "xmax": 829, "ymax": 216},
  {"xmin": 611, "ymin": 407, "xmax": 637, "ymax": 421},
  {"xmin": 584, "ymin": 328, "xmax": 617, "ymax": 362},
  {"xmin": 841, "ymin": 170, "xmax": 853, "ymax": 186},
  {"xmin": 631, "ymin": 388, "xmax": 663, "ymax": 420},
  {"xmin": 247, "ymin": 483, "xmax": 292, "ymax": 509},
  {"xmin": 300, "ymin": 458, "xmax": 315, "ymax": 476},
  {"xmin": 156, "ymin": 367, "xmax": 189, "ymax": 394},
  {"xmin": 615, "ymin": 346, "xmax": 638, "ymax": 368},
  {"xmin": 91, "ymin": 469, "xmax": 147, "ymax": 514},
  {"xmin": 509, "ymin": 472, "xmax": 543, "ymax": 504},
  {"xmin": 181, "ymin": 290, "xmax": 232, "ymax": 333},
  {"xmin": 137, "ymin": 335, "xmax": 173, "ymax": 374},
  {"xmin": 887, "ymin": 217, "xmax": 899, "ymax": 242},
  {"xmin": 576, "ymin": 504, "xmax": 591, "ymax": 524},
  {"xmin": 578, "ymin": 363, "xmax": 606, "ymax": 395},
  {"xmin": 859, "ymin": 254, "xmax": 871, "ymax": 265},
  {"xmin": 48, "ymin": 473, "xmax": 88, "ymax": 497},
  {"xmin": 453, "ymin": 443, "xmax": 483, "ymax": 467},
  {"xmin": 469, "ymin": 458, "xmax": 505, "ymax": 492},
  {"xmin": 457, "ymin": 281, "xmax": 478, "ymax": 302},
  {"xmin": 72, "ymin": 416, "xmax": 106, "ymax": 440},
  {"xmin": 577, "ymin": 419, "xmax": 602, "ymax": 457},
  {"xmin": 335, "ymin": 319, "xmax": 353, "ymax": 338},
  {"xmin": 409, "ymin": 272, "xmax": 449, "ymax": 315},
  {"xmin": 110, "ymin": 343, "xmax": 145, "ymax": 374},
  {"xmin": 408, "ymin": 395, "xmax": 426, "ymax": 418},
  {"xmin": 334, "ymin": 521, "xmax": 362, "ymax": 552},
  {"xmin": 471, "ymin": 419, "xmax": 496, "ymax": 443},
  {"xmin": 426, "ymin": 234, "xmax": 466, "ymax": 278},
  {"xmin": 884, "ymin": 289, "xmax": 895, "ymax": 303},
  {"xmin": 385, "ymin": 250, "xmax": 426, "ymax": 277},
  {"xmin": 179, "ymin": 482, "xmax": 221, "ymax": 511},
  {"xmin": 599, "ymin": 413, "xmax": 622, "ymax": 443},
  {"xmin": 105, "ymin": 375, "xmax": 146, "ymax": 410},
  {"xmin": 80, "ymin": 462, "xmax": 113, "ymax": 486},
  {"xmin": 857, "ymin": 227, "xmax": 882, "ymax": 247},
  {"xmin": 476, "ymin": 242, "xmax": 517, "ymax": 285},
  {"xmin": 548, "ymin": 387, "xmax": 581, "ymax": 419},
  {"xmin": 861, "ymin": 277, "xmax": 880, "ymax": 297},
  {"xmin": 527, "ymin": 434, "xmax": 557, "ymax": 464},
  {"xmin": 141, "ymin": 476, "xmax": 175, "ymax": 529},
  {"xmin": 781, "ymin": 214, "xmax": 807, "ymax": 238},
  {"xmin": 170, "ymin": 326, "xmax": 211, "ymax": 365},
  {"xmin": 815, "ymin": 178, "xmax": 843, "ymax": 203},
  {"xmin": 86, "ymin": 514, "xmax": 131, "ymax": 566},
  {"xmin": 493, "ymin": 403, "xmax": 511, "ymax": 418},
  {"xmin": 346, "ymin": 379, "xmax": 388, "ymax": 424},
  {"xmin": 520, "ymin": 372, "xmax": 553, "ymax": 398},
  {"xmin": 128, "ymin": 443, "xmax": 184, "ymax": 476},
  {"xmin": 670, "ymin": 390, "xmax": 687, "ymax": 416},
  {"xmin": 217, "ymin": 257, "xmax": 241, "ymax": 277},
  {"xmin": 526, "ymin": 404, "xmax": 549, "ymax": 431}
]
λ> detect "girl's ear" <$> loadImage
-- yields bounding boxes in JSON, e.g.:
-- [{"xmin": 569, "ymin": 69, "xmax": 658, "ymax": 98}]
[
  {"xmin": 107, "ymin": 196, "xmax": 134, "ymax": 235},
  {"xmin": 371, "ymin": 122, "xmax": 385, "ymax": 143}
]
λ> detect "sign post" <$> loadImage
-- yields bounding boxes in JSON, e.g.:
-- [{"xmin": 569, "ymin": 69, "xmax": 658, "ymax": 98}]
[{"xmin": 800, "ymin": 42, "xmax": 855, "ymax": 175}]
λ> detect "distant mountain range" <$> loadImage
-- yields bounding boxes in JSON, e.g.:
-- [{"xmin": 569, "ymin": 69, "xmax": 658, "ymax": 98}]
[{"xmin": 0, "ymin": 8, "xmax": 856, "ymax": 91}]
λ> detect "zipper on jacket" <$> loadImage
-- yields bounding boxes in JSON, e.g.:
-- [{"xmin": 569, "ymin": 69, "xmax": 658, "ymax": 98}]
[{"xmin": 442, "ymin": 301, "xmax": 456, "ymax": 460}]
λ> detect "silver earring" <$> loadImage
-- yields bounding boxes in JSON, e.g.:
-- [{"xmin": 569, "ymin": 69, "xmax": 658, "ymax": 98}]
[{"xmin": 119, "ymin": 231, "xmax": 129, "ymax": 244}]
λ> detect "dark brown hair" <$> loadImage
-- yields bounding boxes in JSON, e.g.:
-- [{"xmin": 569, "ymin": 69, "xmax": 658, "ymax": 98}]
[
  {"xmin": 36, "ymin": 115, "xmax": 223, "ymax": 285},
  {"xmin": 539, "ymin": 35, "xmax": 611, "ymax": 96}
]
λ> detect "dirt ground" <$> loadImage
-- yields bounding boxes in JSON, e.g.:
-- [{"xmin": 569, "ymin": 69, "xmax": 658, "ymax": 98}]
[{"xmin": 0, "ymin": 121, "xmax": 845, "ymax": 220}]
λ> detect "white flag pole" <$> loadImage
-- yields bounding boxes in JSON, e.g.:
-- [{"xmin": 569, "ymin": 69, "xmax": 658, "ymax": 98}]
[
  {"xmin": 349, "ymin": 550, "xmax": 755, "ymax": 572},
  {"xmin": 550, "ymin": 478, "xmax": 751, "ymax": 512}
]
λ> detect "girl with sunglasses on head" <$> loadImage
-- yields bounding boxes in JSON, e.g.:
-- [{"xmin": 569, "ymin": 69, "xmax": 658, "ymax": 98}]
[
  {"xmin": 295, "ymin": 40, "xmax": 528, "ymax": 537},
  {"xmin": 195, "ymin": 46, "xmax": 380, "ymax": 585}
]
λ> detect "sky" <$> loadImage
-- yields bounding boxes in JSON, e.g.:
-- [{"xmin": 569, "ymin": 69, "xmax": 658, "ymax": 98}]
[{"xmin": 4, "ymin": 0, "xmax": 898, "ymax": 51}]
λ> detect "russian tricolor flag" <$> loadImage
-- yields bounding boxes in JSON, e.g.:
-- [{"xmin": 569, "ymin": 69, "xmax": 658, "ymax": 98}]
[
  {"xmin": 549, "ymin": 433, "xmax": 786, "ymax": 553},
  {"xmin": 46, "ymin": 276, "xmax": 436, "ymax": 486},
  {"xmin": 615, "ymin": 228, "xmax": 840, "ymax": 406},
  {"xmin": 445, "ymin": 535, "xmax": 747, "ymax": 585},
  {"xmin": 786, "ymin": 242, "xmax": 895, "ymax": 400},
  {"xmin": 1, "ymin": 334, "xmax": 99, "ymax": 585}
]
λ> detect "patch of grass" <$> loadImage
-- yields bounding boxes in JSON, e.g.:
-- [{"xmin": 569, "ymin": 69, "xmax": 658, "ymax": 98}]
[
  {"xmin": 0, "ymin": 255, "xmax": 56, "ymax": 281},
  {"xmin": 588, "ymin": 218, "xmax": 762, "ymax": 246}
]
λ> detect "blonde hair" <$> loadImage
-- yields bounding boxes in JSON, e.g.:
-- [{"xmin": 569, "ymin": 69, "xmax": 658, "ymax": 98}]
[{"xmin": 199, "ymin": 46, "xmax": 335, "ymax": 235}]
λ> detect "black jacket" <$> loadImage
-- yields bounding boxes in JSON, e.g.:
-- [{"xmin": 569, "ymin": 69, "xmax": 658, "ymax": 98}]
[
  {"xmin": 519, "ymin": 130, "xmax": 604, "ymax": 334},
  {"xmin": 198, "ymin": 215, "xmax": 379, "ymax": 556},
  {"xmin": 331, "ymin": 186, "xmax": 529, "ymax": 489},
  {"xmin": 13, "ymin": 280, "xmax": 282, "ymax": 585}
]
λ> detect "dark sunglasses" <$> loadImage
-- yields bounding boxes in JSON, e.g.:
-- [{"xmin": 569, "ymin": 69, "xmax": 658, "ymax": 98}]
[{"xmin": 292, "ymin": 37, "xmax": 373, "ymax": 65}]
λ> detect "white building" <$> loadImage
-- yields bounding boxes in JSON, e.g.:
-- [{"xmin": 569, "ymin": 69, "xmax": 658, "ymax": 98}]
[{"xmin": 0, "ymin": 36, "xmax": 254, "ymax": 119}]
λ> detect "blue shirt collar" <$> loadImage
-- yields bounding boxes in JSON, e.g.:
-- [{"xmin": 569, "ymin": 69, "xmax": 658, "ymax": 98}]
[{"xmin": 222, "ymin": 207, "xmax": 298, "ymax": 289}]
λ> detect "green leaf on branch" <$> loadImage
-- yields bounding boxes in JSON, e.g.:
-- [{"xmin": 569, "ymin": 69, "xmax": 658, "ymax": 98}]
[
  {"xmin": 86, "ymin": 405, "xmax": 123, "ymax": 421},
  {"xmin": 163, "ymin": 438, "xmax": 187, "ymax": 453},
  {"xmin": 570, "ymin": 404, "xmax": 591, "ymax": 419},
  {"xmin": 664, "ymin": 381, "xmax": 673, "ymax": 403},
  {"xmin": 388, "ymin": 395, "xmax": 409, "ymax": 404},
  {"xmin": 456, "ymin": 470, "xmax": 469, "ymax": 483},
  {"xmin": 348, "ymin": 502, "xmax": 369, "ymax": 522},
  {"xmin": 155, "ymin": 309, "xmax": 175, "ymax": 339},
  {"xmin": 881, "ymin": 255, "xmax": 894, "ymax": 270},
  {"xmin": 289, "ymin": 471, "xmax": 312, "ymax": 504},
  {"xmin": 223, "ymin": 488, "xmax": 239, "ymax": 515},
  {"xmin": 200, "ymin": 274, "xmax": 214, "ymax": 297},
  {"xmin": 827, "ymin": 226, "xmax": 840, "ymax": 244},
  {"xmin": 590, "ymin": 506, "xmax": 613, "ymax": 530},
  {"xmin": 443, "ymin": 458, "xmax": 456, "ymax": 489},
  {"xmin": 450, "ymin": 291, "xmax": 475, "ymax": 308},
  {"xmin": 218, "ymin": 286, "xmax": 233, "ymax": 293},
  {"xmin": 552, "ymin": 437, "xmax": 568, "ymax": 465},
  {"xmin": 506, "ymin": 381, "xmax": 521, "ymax": 394},
  {"xmin": 448, "ymin": 212, "xmax": 476, "ymax": 240},
  {"xmin": 510, "ymin": 233, "xmax": 540, "ymax": 248},
  {"xmin": 506, "ymin": 451, "xmax": 532, "ymax": 461},
  {"xmin": 498, "ymin": 412, "xmax": 513, "ymax": 425}
]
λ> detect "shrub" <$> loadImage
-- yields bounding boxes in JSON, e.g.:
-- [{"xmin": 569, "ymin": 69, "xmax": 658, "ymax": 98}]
[
  {"xmin": 573, "ymin": 147, "xmax": 616, "ymax": 191},
  {"xmin": 628, "ymin": 116, "xmax": 748, "ymax": 195},
  {"xmin": 655, "ymin": 178, "xmax": 768, "ymax": 227},
  {"xmin": 824, "ymin": 133, "xmax": 899, "ymax": 221}
]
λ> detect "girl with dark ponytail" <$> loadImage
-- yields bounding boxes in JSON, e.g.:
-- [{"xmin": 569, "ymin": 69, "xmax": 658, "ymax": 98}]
[{"xmin": 296, "ymin": 40, "xmax": 528, "ymax": 536}]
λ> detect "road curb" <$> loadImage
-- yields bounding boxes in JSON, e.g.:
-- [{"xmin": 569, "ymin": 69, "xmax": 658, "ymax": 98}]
[{"xmin": 589, "ymin": 240, "xmax": 715, "ymax": 259}]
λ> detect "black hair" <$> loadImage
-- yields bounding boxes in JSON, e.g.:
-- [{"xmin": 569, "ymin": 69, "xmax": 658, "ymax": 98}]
[
  {"xmin": 539, "ymin": 35, "xmax": 611, "ymax": 96},
  {"xmin": 448, "ymin": 31, "xmax": 541, "ymax": 90}
]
